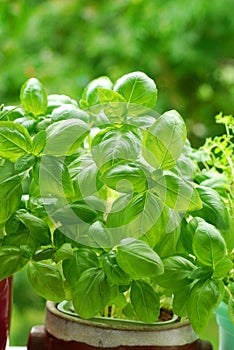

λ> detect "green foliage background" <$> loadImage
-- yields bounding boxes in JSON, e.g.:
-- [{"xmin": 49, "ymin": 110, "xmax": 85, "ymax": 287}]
[
  {"xmin": 1, "ymin": 0, "xmax": 234, "ymax": 146},
  {"xmin": 1, "ymin": 0, "xmax": 233, "ymax": 347}
]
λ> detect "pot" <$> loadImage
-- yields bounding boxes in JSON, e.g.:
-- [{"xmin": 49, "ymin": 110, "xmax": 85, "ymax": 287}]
[
  {"xmin": 215, "ymin": 301, "xmax": 234, "ymax": 350},
  {"xmin": 0, "ymin": 277, "xmax": 13, "ymax": 350},
  {"xmin": 27, "ymin": 301, "xmax": 213, "ymax": 349}
]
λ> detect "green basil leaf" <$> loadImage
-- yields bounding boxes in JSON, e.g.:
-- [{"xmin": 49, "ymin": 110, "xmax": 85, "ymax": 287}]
[
  {"xmin": 81, "ymin": 76, "xmax": 113, "ymax": 108},
  {"xmin": 192, "ymin": 186, "xmax": 230, "ymax": 231},
  {"xmin": 100, "ymin": 162, "xmax": 148, "ymax": 193},
  {"xmin": 63, "ymin": 248, "xmax": 99, "ymax": 285},
  {"xmin": 103, "ymin": 251, "xmax": 131, "ymax": 285},
  {"xmin": 87, "ymin": 221, "xmax": 111, "ymax": 249},
  {"xmin": 106, "ymin": 193, "xmax": 145, "ymax": 229},
  {"xmin": 157, "ymin": 256, "xmax": 196, "ymax": 291},
  {"xmin": 193, "ymin": 221, "xmax": 227, "ymax": 267},
  {"xmin": 142, "ymin": 110, "xmax": 187, "ymax": 170},
  {"xmin": 20, "ymin": 78, "xmax": 47, "ymax": 117},
  {"xmin": 55, "ymin": 222, "xmax": 90, "ymax": 246},
  {"xmin": 130, "ymin": 280, "xmax": 160, "ymax": 323},
  {"xmin": 32, "ymin": 130, "xmax": 46, "ymax": 155},
  {"xmin": 69, "ymin": 155, "xmax": 103, "ymax": 197},
  {"xmin": 14, "ymin": 117, "xmax": 37, "ymax": 133},
  {"xmin": 14, "ymin": 154, "xmax": 36, "ymax": 173},
  {"xmin": 98, "ymin": 88, "xmax": 126, "ymax": 104},
  {"xmin": 180, "ymin": 217, "xmax": 205, "ymax": 254},
  {"xmin": 27, "ymin": 261, "xmax": 65, "ymax": 302},
  {"xmin": 140, "ymin": 205, "xmax": 168, "ymax": 248},
  {"xmin": 44, "ymin": 119, "xmax": 89, "ymax": 156},
  {"xmin": 97, "ymin": 88, "xmax": 127, "ymax": 124},
  {"xmin": 52, "ymin": 243, "xmax": 74, "ymax": 262},
  {"xmin": 0, "ymin": 121, "xmax": 32, "ymax": 161},
  {"xmin": 3, "ymin": 229, "xmax": 38, "ymax": 253},
  {"xmin": 16, "ymin": 210, "xmax": 51, "ymax": 245},
  {"xmin": 174, "ymin": 153, "xmax": 196, "ymax": 179},
  {"xmin": 123, "ymin": 303, "xmax": 137, "ymax": 320},
  {"xmin": 107, "ymin": 192, "xmax": 165, "ymax": 241},
  {"xmin": 189, "ymin": 266, "xmax": 213, "ymax": 280},
  {"xmin": 72, "ymin": 267, "xmax": 110, "ymax": 319},
  {"xmin": 51, "ymin": 201, "xmax": 98, "ymax": 226},
  {"xmin": 154, "ymin": 171, "xmax": 202, "ymax": 211},
  {"xmin": 35, "ymin": 117, "xmax": 52, "ymax": 131},
  {"xmin": 108, "ymin": 287, "xmax": 127, "ymax": 309},
  {"xmin": 155, "ymin": 220, "xmax": 181, "ymax": 258},
  {"xmin": 114, "ymin": 71, "xmax": 157, "ymax": 109},
  {"xmin": 188, "ymin": 279, "xmax": 224, "ymax": 333},
  {"xmin": 51, "ymin": 105, "xmax": 89, "ymax": 124},
  {"xmin": 91, "ymin": 128, "xmax": 141, "ymax": 171},
  {"xmin": 39, "ymin": 155, "xmax": 74, "ymax": 199},
  {"xmin": 126, "ymin": 192, "xmax": 168, "ymax": 241},
  {"xmin": 0, "ymin": 106, "xmax": 24, "ymax": 121},
  {"xmin": 126, "ymin": 115, "xmax": 156, "ymax": 129},
  {"xmin": 213, "ymin": 257, "xmax": 233, "ymax": 279},
  {"xmin": 116, "ymin": 238, "xmax": 164, "ymax": 279},
  {"xmin": 0, "ymin": 160, "xmax": 15, "ymax": 182},
  {"xmin": 47, "ymin": 94, "xmax": 78, "ymax": 112},
  {"xmin": 173, "ymin": 286, "xmax": 191, "ymax": 317},
  {"xmin": 0, "ymin": 175, "xmax": 23, "ymax": 224},
  {"xmin": 0, "ymin": 246, "xmax": 28, "ymax": 279},
  {"xmin": 32, "ymin": 248, "xmax": 54, "ymax": 261}
]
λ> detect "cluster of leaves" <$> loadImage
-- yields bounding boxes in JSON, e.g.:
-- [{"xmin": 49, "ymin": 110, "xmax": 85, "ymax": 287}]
[
  {"xmin": 194, "ymin": 113, "xmax": 234, "ymax": 221},
  {"xmin": 193, "ymin": 113, "xmax": 234, "ymax": 318},
  {"xmin": 1, "ymin": 0, "xmax": 234, "ymax": 145},
  {"xmin": 0, "ymin": 73, "xmax": 233, "ymax": 334}
]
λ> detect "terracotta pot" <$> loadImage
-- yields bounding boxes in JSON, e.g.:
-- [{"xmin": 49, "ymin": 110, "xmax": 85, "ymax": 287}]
[
  {"xmin": 0, "ymin": 277, "xmax": 13, "ymax": 350},
  {"xmin": 27, "ymin": 301, "xmax": 213, "ymax": 350}
]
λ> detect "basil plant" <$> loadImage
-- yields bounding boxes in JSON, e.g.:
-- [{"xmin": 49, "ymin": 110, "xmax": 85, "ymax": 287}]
[{"xmin": 0, "ymin": 72, "xmax": 233, "ymax": 334}]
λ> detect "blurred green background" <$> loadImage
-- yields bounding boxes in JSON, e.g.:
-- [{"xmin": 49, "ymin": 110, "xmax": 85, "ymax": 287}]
[
  {"xmin": 1, "ymin": 0, "xmax": 233, "ymax": 347},
  {"xmin": 1, "ymin": 0, "xmax": 234, "ymax": 146}
]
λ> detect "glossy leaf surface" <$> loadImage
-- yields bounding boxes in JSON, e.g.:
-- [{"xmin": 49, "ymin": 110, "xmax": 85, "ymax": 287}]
[
  {"xmin": 0, "ymin": 121, "xmax": 32, "ymax": 161},
  {"xmin": 114, "ymin": 71, "xmax": 157, "ymax": 109},
  {"xmin": 72, "ymin": 267, "xmax": 110, "ymax": 319},
  {"xmin": 27, "ymin": 261, "xmax": 65, "ymax": 302},
  {"xmin": 193, "ymin": 221, "xmax": 227, "ymax": 267},
  {"xmin": 130, "ymin": 280, "xmax": 160, "ymax": 323},
  {"xmin": 142, "ymin": 110, "xmax": 187, "ymax": 169},
  {"xmin": 116, "ymin": 238, "xmax": 164, "ymax": 279},
  {"xmin": 20, "ymin": 78, "xmax": 47, "ymax": 117},
  {"xmin": 188, "ymin": 279, "xmax": 224, "ymax": 333}
]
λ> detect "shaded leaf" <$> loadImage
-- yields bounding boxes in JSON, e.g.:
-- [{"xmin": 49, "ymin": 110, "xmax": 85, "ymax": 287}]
[
  {"xmin": 142, "ymin": 110, "xmax": 186, "ymax": 170},
  {"xmin": 20, "ymin": 78, "xmax": 47, "ymax": 117},
  {"xmin": 130, "ymin": 280, "xmax": 160, "ymax": 323},
  {"xmin": 72, "ymin": 268, "xmax": 110, "ymax": 319}
]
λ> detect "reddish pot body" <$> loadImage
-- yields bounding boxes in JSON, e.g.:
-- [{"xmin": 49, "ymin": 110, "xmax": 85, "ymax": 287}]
[{"xmin": 0, "ymin": 277, "xmax": 13, "ymax": 350}]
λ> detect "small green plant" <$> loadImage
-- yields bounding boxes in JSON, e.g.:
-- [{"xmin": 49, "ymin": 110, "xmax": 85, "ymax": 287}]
[
  {"xmin": 0, "ymin": 72, "xmax": 233, "ymax": 334},
  {"xmin": 194, "ymin": 113, "xmax": 234, "ymax": 220},
  {"xmin": 192, "ymin": 113, "xmax": 234, "ymax": 322}
]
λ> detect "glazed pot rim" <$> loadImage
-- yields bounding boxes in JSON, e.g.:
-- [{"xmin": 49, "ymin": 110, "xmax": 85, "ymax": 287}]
[
  {"xmin": 57, "ymin": 300, "xmax": 179, "ymax": 328},
  {"xmin": 47, "ymin": 301, "xmax": 191, "ymax": 331},
  {"xmin": 45, "ymin": 301, "xmax": 198, "ymax": 347}
]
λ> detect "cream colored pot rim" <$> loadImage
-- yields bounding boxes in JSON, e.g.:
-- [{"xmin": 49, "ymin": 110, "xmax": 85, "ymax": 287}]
[
  {"xmin": 57, "ymin": 300, "xmax": 179, "ymax": 329},
  {"xmin": 45, "ymin": 301, "xmax": 198, "ymax": 347}
]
